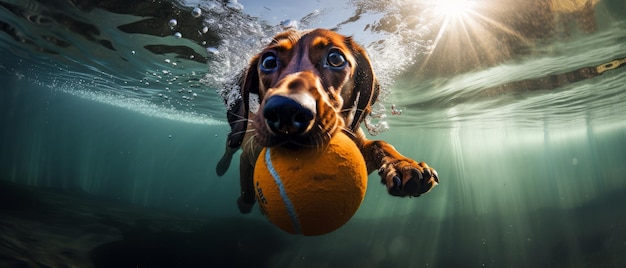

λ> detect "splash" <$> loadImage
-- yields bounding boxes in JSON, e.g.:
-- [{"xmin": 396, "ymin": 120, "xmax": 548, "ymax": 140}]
[{"xmin": 188, "ymin": 0, "xmax": 436, "ymax": 134}]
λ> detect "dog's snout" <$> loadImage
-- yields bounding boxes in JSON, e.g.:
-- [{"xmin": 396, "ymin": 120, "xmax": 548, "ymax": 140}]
[{"xmin": 263, "ymin": 95, "xmax": 315, "ymax": 136}]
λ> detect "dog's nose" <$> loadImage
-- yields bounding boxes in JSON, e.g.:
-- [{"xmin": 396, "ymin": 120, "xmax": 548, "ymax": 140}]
[{"xmin": 263, "ymin": 95, "xmax": 315, "ymax": 136}]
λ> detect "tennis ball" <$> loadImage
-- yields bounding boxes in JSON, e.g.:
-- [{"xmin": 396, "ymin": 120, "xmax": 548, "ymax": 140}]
[{"xmin": 253, "ymin": 131, "xmax": 368, "ymax": 236}]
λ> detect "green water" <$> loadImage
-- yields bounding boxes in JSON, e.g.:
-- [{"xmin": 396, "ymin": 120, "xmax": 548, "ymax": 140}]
[{"xmin": 1, "ymin": 0, "xmax": 625, "ymax": 267}]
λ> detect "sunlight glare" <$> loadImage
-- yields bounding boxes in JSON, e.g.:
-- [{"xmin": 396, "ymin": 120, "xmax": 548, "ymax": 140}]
[
  {"xmin": 434, "ymin": 0, "xmax": 475, "ymax": 18},
  {"xmin": 426, "ymin": 0, "xmax": 478, "ymax": 60},
  {"xmin": 420, "ymin": 0, "xmax": 530, "ymax": 75}
]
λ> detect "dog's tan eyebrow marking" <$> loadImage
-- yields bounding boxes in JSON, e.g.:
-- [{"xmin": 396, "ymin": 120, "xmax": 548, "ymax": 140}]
[
  {"xmin": 268, "ymin": 30, "xmax": 304, "ymax": 52},
  {"xmin": 267, "ymin": 36, "xmax": 297, "ymax": 53},
  {"xmin": 311, "ymin": 36, "xmax": 330, "ymax": 48},
  {"xmin": 311, "ymin": 34, "xmax": 350, "ymax": 52},
  {"xmin": 313, "ymin": 34, "xmax": 348, "ymax": 50},
  {"xmin": 273, "ymin": 39, "xmax": 294, "ymax": 51}
]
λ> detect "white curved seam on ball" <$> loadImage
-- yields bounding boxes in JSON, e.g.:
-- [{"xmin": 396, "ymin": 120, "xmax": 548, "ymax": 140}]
[{"xmin": 265, "ymin": 148, "xmax": 302, "ymax": 234}]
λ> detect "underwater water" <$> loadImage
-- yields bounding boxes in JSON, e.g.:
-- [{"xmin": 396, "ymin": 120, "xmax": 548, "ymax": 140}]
[{"xmin": 1, "ymin": 0, "xmax": 626, "ymax": 267}]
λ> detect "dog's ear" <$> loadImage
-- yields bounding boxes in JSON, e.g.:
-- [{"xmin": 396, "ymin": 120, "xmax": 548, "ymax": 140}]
[
  {"xmin": 226, "ymin": 56, "xmax": 260, "ymax": 148},
  {"xmin": 347, "ymin": 40, "xmax": 380, "ymax": 132}
]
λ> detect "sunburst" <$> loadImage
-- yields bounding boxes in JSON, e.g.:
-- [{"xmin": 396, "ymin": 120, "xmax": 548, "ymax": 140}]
[
  {"xmin": 421, "ymin": 0, "xmax": 530, "ymax": 75},
  {"xmin": 429, "ymin": 0, "xmax": 478, "ymax": 52}
]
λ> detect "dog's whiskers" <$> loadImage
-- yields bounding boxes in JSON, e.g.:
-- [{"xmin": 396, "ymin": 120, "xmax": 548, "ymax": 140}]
[
  {"xmin": 243, "ymin": 131, "xmax": 258, "ymax": 153},
  {"xmin": 339, "ymin": 107, "xmax": 368, "ymax": 114},
  {"xmin": 229, "ymin": 128, "xmax": 256, "ymax": 139},
  {"xmin": 230, "ymin": 117, "xmax": 253, "ymax": 124}
]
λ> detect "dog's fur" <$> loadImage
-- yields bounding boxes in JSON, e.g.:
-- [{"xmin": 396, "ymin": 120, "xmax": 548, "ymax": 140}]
[{"xmin": 216, "ymin": 29, "xmax": 438, "ymax": 213}]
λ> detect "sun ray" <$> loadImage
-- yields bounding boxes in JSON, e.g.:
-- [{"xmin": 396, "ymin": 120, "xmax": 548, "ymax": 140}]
[
  {"xmin": 468, "ymin": 11, "xmax": 532, "ymax": 45},
  {"xmin": 418, "ymin": 0, "xmax": 532, "ymax": 75},
  {"xmin": 421, "ymin": 0, "xmax": 481, "ymax": 72}
]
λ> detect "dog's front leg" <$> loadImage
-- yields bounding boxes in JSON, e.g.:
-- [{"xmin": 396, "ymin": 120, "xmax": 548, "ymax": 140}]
[
  {"xmin": 357, "ymin": 134, "xmax": 439, "ymax": 197},
  {"xmin": 237, "ymin": 154, "xmax": 256, "ymax": 214},
  {"xmin": 236, "ymin": 131, "xmax": 263, "ymax": 214}
]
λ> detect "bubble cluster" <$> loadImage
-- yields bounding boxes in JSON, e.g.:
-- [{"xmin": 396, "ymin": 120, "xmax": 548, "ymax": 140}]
[
  {"xmin": 390, "ymin": 104, "xmax": 402, "ymax": 115},
  {"xmin": 226, "ymin": 0, "xmax": 243, "ymax": 11}
]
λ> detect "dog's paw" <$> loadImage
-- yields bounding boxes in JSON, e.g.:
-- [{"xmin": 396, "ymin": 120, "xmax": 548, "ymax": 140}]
[
  {"xmin": 378, "ymin": 159, "xmax": 439, "ymax": 197},
  {"xmin": 237, "ymin": 196, "xmax": 255, "ymax": 214}
]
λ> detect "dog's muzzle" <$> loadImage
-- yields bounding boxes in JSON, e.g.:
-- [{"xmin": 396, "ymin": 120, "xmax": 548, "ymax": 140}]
[{"xmin": 262, "ymin": 94, "xmax": 316, "ymax": 136}]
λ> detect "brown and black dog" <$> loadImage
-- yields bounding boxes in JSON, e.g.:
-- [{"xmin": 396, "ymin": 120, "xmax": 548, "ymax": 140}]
[{"xmin": 216, "ymin": 29, "xmax": 438, "ymax": 214}]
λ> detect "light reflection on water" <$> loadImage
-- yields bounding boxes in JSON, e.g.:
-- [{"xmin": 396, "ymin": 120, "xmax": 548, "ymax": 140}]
[{"xmin": 1, "ymin": 0, "xmax": 624, "ymax": 130}]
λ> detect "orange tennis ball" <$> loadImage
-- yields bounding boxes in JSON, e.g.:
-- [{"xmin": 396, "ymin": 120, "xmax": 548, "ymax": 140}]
[{"xmin": 253, "ymin": 131, "xmax": 368, "ymax": 236}]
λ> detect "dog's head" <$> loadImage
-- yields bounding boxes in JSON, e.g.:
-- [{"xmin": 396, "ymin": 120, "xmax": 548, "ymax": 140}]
[{"xmin": 226, "ymin": 29, "xmax": 379, "ymax": 149}]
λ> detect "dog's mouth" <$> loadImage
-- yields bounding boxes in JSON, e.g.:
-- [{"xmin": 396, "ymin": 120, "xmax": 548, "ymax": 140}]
[{"xmin": 252, "ymin": 70, "xmax": 344, "ymax": 149}]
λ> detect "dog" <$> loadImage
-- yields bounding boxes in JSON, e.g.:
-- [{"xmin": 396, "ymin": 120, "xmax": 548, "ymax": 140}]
[{"xmin": 216, "ymin": 29, "xmax": 438, "ymax": 214}]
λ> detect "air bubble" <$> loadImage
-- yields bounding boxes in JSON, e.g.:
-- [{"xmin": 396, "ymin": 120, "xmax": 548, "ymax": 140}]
[
  {"xmin": 174, "ymin": 32, "xmax": 182, "ymax": 38},
  {"xmin": 168, "ymin": 19, "xmax": 178, "ymax": 27},
  {"xmin": 201, "ymin": 26, "xmax": 208, "ymax": 34},
  {"xmin": 280, "ymin": 19, "xmax": 298, "ymax": 30},
  {"xmin": 192, "ymin": 7, "xmax": 202, "ymax": 18},
  {"xmin": 206, "ymin": 47, "xmax": 219, "ymax": 55}
]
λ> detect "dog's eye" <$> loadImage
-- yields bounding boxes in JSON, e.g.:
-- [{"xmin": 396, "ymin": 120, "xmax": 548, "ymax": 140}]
[
  {"xmin": 326, "ymin": 50, "xmax": 347, "ymax": 69},
  {"xmin": 260, "ymin": 53, "xmax": 278, "ymax": 73}
]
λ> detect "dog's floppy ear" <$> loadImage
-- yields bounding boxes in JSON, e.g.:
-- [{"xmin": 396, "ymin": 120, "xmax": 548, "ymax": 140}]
[
  {"xmin": 226, "ymin": 56, "xmax": 260, "ymax": 149},
  {"xmin": 347, "ymin": 40, "xmax": 380, "ymax": 132}
]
